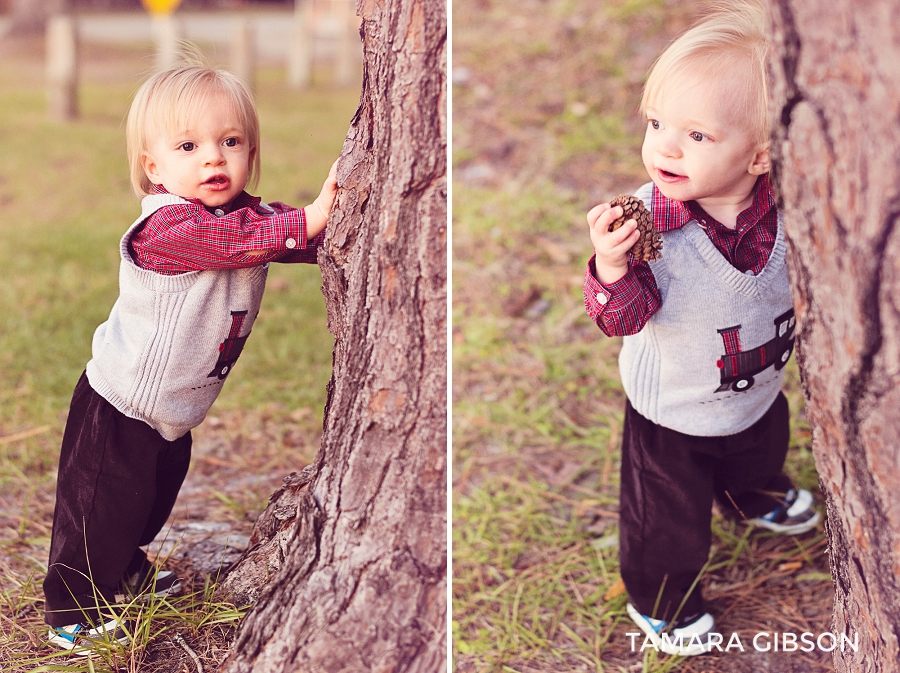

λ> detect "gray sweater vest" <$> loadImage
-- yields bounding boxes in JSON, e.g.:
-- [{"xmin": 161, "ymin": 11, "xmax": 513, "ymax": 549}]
[
  {"xmin": 618, "ymin": 183, "xmax": 795, "ymax": 436},
  {"xmin": 86, "ymin": 194, "xmax": 269, "ymax": 440}
]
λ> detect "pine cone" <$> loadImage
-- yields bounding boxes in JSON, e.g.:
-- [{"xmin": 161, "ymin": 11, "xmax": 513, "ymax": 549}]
[{"xmin": 607, "ymin": 194, "xmax": 663, "ymax": 262}]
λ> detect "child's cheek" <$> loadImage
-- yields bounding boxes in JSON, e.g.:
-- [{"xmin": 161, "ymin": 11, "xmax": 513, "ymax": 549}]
[{"xmin": 640, "ymin": 144, "xmax": 654, "ymax": 177}]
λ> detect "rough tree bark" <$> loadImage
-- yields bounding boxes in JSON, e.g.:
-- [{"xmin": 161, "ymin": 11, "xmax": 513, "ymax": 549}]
[
  {"xmin": 217, "ymin": 0, "xmax": 447, "ymax": 671},
  {"xmin": 768, "ymin": 1, "xmax": 900, "ymax": 670}
]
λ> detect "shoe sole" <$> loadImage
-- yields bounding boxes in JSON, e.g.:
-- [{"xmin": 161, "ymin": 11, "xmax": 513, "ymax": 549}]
[
  {"xmin": 626, "ymin": 604, "xmax": 714, "ymax": 656},
  {"xmin": 751, "ymin": 510, "xmax": 821, "ymax": 535}
]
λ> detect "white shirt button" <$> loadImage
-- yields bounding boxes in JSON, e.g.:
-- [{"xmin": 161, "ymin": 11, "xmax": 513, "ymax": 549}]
[
  {"xmin": 596, "ymin": 292, "xmax": 609, "ymax": 305},
  {"xmin": 285, "ymin": 238, "xmax": 297, "ymax": 249},
  {"xmin": 214, "ymin": 208, "xmax": 225, "ymax": 217}
]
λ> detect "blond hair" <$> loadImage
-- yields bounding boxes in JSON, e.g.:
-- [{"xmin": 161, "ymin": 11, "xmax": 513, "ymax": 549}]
[
  {"xmin": 640, "ymin": 1, "xmax": 769, "ymax": 145},
  {"xmin": 126, "ymin": 65, "xmax": 260, "ymax": 198}
]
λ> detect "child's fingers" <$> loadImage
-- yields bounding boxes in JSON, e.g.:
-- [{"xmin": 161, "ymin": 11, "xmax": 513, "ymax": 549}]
[
  {"xmin": 588, "ymin": 203, "xmax": 626, "ymax": 231},
  {"xmin": 593, "ymin": 219, "xmax": 639, "ymax": 261},
  {"xmin": 319, "ymin": 160, "xmax": 340, "ymax": 205},
  {"xmin": 588, "ymin": 205, "xmax": 641, "ymax": 266},
  {"xmin": 608, "ymin": 220, "xmax": 640, "ymax": 252},
  {"xmin": 587, "ymin": 202, "xmax": 613, "ymax": 228},
  {"xmin": 590, "ymin": 210, "xmax": 634, "ymax": 246},
  {"xmin": 590, "ymin": 205, "xmax": 636, "ymax": 238},
  {"xmin": 608, "ymin": 219, "xmax": 638, "ymax": 245}
]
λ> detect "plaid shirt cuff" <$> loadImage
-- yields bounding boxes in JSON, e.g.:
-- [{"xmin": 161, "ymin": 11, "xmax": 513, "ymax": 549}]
[{"xmin": 583, "ymin": 256, "xmax": 659, "ymax": 336}]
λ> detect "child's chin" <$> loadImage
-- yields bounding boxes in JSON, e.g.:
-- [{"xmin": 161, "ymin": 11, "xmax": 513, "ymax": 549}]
[
  {"xmin": 652, "ymin": 180, "xmax": 680, "ymax": 198},
  {"xmin": 198, "ymin": 195, "xmax": 234, "ymax": 208}
]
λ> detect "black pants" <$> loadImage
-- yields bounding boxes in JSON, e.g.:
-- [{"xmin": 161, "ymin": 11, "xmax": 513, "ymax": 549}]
[
  {"xmin": 618, "ymin": 392, "xmax": 793, "ymax": 622},
  {"xmin": 43, "ymin": 373, "xmax": 191, "ymax": 627}
]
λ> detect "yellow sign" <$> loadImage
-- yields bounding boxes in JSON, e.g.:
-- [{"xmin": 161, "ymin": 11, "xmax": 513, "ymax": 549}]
[{"xmin": 141, "ymin": 0, "xmax": 182, "ymax": 15}]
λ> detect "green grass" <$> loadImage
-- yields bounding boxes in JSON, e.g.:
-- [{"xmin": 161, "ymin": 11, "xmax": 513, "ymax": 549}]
[{"xmin": 453, "ymin": 476, "xmax": 626, "ymax": 670}]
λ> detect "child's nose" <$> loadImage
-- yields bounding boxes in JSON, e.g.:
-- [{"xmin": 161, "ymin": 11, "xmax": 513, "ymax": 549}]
[
  {"xmin": 658, "ymin": 136, "xmax": 682, "ymax": 158},
  {"xmin": 203, "ymin": 146, "xmax": 226, "ymax": 166}
]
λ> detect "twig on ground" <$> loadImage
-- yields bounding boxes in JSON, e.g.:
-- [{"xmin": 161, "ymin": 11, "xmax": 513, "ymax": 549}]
[
  {"xmin": 0, "ymin": 426, "xmax": 51, "ymax": 445},
  {"xmin": 173, "ymin": 632, "xmax": 204, "ymax": 673}
]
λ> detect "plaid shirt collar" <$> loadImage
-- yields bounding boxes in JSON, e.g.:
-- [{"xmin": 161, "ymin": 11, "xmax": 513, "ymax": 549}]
[
  {"xmin": 649, "ymin": 174, "xmax": 775, "ymax": 234},
  {"xmin": 150, "ymin": 184, "xmax": 261, "ymax": 213}
]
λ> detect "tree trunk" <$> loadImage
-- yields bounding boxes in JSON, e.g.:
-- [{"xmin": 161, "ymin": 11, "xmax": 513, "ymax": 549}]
[
  {"xmin": 768, "ymin": 1, "xmax": 900, "ymax": 669},
  {"xmin": 217, "ymin": 0, "xmax": 447, "ymax": 671}
]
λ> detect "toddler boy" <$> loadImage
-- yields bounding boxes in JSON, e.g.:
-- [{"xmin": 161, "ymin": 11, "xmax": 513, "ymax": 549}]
[
  {"xmin": 44, "ymin": 64, "xmax": 338, "ymax": 654},
  {"xmin": 583, "ymin": 1, "xmax": 819, "ymax": 656}
]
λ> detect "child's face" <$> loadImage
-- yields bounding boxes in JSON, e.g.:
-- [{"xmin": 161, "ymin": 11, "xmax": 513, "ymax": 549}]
[
  {"xmin": 641, "ymin": 71, "xmax": 767, "ymax": 207},
  {"xmin": 141, "ymin": 92, "xmax": 254, "ymax": 208}
]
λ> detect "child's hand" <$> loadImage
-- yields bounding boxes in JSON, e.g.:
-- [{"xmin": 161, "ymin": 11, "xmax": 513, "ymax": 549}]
[
  {"xmin": 587, "ymin": 202, "xmax": 640, "ymax": 284},
  {"xmin": 305, "ymin": 159, "xmax": 339, "ymax": 238}
]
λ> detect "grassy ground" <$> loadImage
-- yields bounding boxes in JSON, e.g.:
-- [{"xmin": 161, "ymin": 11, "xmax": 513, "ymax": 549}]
[
  {"xmin": 0, "ymin": 35, "xmax": 358, "ymax": 672},
  {"xmin": 452, "ymin": 1, "xmax": 834, "ymax": 671}
]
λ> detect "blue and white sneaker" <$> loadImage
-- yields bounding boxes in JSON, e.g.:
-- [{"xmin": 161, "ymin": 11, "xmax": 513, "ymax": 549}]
[
  {"xmin": 750, "ymin": 488, "xmax": 820, "ymax": 534},
  {"xmin": 626, "ymin": 603, "xmax": 716, "ymax": 656},
  {"xmin": 48, "ymin": 614, "xmax": 129, "ymax": 655}
]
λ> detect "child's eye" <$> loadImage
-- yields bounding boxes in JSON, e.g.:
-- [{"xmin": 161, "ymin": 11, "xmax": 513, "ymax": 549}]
[
  {"xmin": 690, "ymin": 131, "xmax": 707, "ymax": 142},
  {"xmin": 648, "ymin": 119, "xmax": 661, "ymax": 130},
  {"xmin": 223, "ymin": 137, "xmax": 239, "ymax": 147},
  {"xmin": 179, "ymin": 142, "xmax": 195, "ymax": 152}
]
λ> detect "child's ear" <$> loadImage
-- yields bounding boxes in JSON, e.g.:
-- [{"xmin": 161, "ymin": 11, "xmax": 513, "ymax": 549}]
[
  {"xmin": 141, "ymin": 152, "xmax": 163, "ymax": 185},
  {"xmin": 748, "ymin": 143, "xmax": 771, "ymax": 175}
]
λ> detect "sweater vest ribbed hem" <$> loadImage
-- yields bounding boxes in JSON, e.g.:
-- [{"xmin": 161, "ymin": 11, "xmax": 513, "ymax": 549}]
[{"xmin": 85, "ymin": 362, "xmax": 192, "ymax": 441}]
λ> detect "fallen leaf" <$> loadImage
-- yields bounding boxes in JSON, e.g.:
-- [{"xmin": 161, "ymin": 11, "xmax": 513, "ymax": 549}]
[{"xmin": 603, "ymin": 577, "xmax": 626, "ymax": 601}]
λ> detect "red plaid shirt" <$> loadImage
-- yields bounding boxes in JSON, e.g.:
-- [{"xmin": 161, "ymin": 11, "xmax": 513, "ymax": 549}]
[
  {"xmin": 129, "ymin": 185, "xmax": 324, "ymax": 274},
  {"xmin": 584, "ymin": 175, "xmax": 777, "ymax": 336}
]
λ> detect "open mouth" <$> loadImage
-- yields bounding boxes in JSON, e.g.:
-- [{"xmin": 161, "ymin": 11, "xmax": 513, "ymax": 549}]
[
  {"xmin": 203, "ymin": 175, "xmax": 230, "ymax": 189},
  {"xmin": 657, "ymin": 168, "xmax": 686, "ymax": 182}
]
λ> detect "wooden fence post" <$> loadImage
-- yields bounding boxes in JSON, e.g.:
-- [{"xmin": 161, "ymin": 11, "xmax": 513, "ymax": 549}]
[
  {"xmin": 334, "ymin": 0, "xmax": 360, "ymax": 87},
  {"xmin": 288, "ymin": 0, "xmax": 312, "ymax": 88},
  {"xmin": 46, "ymin": 13, "xmax": 78, "ymax": 121},
  {"xmin": 151, "ymin": 12, "xmax": 180, "ymax": 71},
  {"xmin": 231, "ymin": 17, "xmax": 256, "ymax": 91}
]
